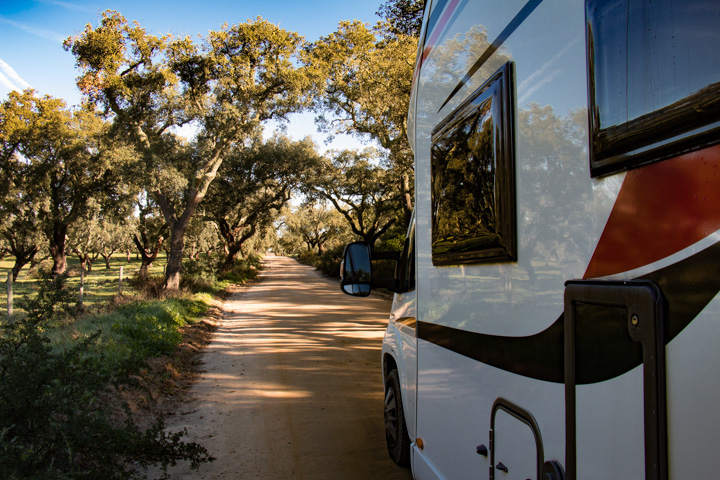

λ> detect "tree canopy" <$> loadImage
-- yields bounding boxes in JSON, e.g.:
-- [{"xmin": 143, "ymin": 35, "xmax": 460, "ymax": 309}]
[
  {"xmin": 0, "ymin": 90, "xmax": 133, "ymax": 275},
  {"xmin": 203, "ymin": 134, "xmax": 321, "ymax": 270},
  {"xmin": 1, "ymin": 4, "xmax": 425, "ymax": 285},
  {"xmin": 65, "ymin": 11, "xmax": 313, "ymax": 289},
  {"xmin": 307, "ymin": 20, "xmax": 417, "ymax": 224},
  {"xmin": 377, "ymin": 0, "xmax": 426, "ymax": 38}
]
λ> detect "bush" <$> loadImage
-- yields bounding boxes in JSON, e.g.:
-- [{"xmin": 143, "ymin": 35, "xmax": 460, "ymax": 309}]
[
  {"xmin": 314, "ymin": 245, "xmax": 345, "ymax": 278},
  {"xmin": 182, "ymin": 256, "xmax": 219, "ymax": 280},
  {"xmin": 128, "ymin": 274, "xmax": 165, "ymax": 299},
  {"xmin": 0, "ymin": 271, "xmax": 214, "ymax": 479},
  {"xmin": 295, "ymin": 250, "xmax": 318, "ymax": 264},
  {"xmin": 218, "ymin": 255, "xmax": 262, "ymax": 284}
]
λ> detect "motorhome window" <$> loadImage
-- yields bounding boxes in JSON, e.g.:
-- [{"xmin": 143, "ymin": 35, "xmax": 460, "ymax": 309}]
[
  {"xmin": 396, "ymin": 220, "xmax": 416, "ymax": 292},
  {"xmin": 430, "ymin": 62, "xmax": 516, "ymax": 266},
  {"xmin": 587, "ymin": 0, "xmax": 720, "ymax": 177}
]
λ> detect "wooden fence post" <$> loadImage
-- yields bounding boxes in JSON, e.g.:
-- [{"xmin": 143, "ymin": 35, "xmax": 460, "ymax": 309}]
[
  {"xmin": 7, "ymin": 272, "xmax": 12, "ymax": 321},
  {"xmin": 118, "ymin": 266, "xmax": 123, "ymax": 294},
  {"xmin": 79, "ymin": 268, "xmax": 84, "ymax": 309}
]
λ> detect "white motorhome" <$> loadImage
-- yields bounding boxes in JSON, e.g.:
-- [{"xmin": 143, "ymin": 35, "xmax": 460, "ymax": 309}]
[{"xmin": 340, "ymin": 0, "xmax": 720, "ymax": 479}]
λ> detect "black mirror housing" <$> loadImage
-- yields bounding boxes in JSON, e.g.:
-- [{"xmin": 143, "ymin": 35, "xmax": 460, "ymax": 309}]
[
  {"xmin": 340, "ymin": 242, "xmax": 402, "ymax": 296},
  {"xmin": 340, "ymin": 242, "xmax": 373, "ymax": 296}
]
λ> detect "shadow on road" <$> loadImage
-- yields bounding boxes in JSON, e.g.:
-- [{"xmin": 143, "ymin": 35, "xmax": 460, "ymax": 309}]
[{"xmin": 151, "ymin": 256, "xmax": 412, "ymax": 480}]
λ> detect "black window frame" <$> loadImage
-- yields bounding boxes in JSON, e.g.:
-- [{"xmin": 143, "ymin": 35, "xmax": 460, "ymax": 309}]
[
  {"xmin": 430, "ymin": 61, "xmax": 517, "ymax": 266},
  {"xmin": 586, "ymin": 0, "xmax": 720, "ymax": 177}
]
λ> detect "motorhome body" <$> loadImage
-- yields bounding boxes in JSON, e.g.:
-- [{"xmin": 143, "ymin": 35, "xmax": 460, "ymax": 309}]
[{"xmin": 341, "ymin": 0, "xmax": 720, "ymax": 478}]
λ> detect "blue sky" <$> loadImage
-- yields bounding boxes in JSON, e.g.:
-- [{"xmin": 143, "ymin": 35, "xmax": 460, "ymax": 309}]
[{"xmin": 0, "ymin": 0, "xmax": 383, "ymax": 149}]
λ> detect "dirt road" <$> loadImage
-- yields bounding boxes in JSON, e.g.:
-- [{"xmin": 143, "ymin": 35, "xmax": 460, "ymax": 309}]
[{"xmin": 153, "ymin": 255, "xmax": 413, "ymax": 479}]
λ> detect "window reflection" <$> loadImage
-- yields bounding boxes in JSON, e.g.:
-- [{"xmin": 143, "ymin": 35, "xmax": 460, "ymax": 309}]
[
  {"xmin": 587, "ymin": 0, "xmax": 720, "ymax": 176},
  {"xmin": 430, "ymin": 62, "xmax": 516, "ymax": 266}
]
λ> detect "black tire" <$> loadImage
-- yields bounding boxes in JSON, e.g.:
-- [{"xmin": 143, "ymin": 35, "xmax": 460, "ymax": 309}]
[{"xmin": 384, "ymin": 368, "xmax": 410, "ymax": 466}]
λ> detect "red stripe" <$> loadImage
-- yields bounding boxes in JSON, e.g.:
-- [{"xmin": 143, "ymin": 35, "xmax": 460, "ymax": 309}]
[
  {"xmin": 584, "ymin": 144, "xmax": 720, "ymax": 279},
  {"xmin": 421, "ymin": 0, "xmax": 461, "ymax": 65}
]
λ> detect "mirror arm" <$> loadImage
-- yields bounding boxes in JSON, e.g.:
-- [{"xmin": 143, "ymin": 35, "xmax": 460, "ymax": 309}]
[
  {"xmin": 372, "ymin": 251, "xmax": 400, "ymax": 261},
  {"xmin": 372, "ymin": 277, "xmax": 400, "ymax": 292}
]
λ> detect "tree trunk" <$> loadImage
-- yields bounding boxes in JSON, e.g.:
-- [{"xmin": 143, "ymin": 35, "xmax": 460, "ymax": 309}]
[
  {"xmin": 132, "ymin": 234, "xmax": 163, "ymax": 279},
  {"xmin": 11, "ymin": 246, "xmax": 38, "ymax": 282},
  {"xmin": 163, "ymin": 225, "xmax": 185, "ymax": 291},
  {"xmin": 49, "ymin": 223, "xmax": 68, "ymax": 275},
  {"xmin": 78, "ymin": 256, "xmax": 87, "ymax": 273},
  {"xmin": 222, "ymin": 243, "xmax": 243, "ymax": 272}
]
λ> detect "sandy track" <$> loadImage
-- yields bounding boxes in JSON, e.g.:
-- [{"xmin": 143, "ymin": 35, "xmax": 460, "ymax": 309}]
[{"xmin": 150, "ymin": 255, "xmax": 413, "ymax": 479}]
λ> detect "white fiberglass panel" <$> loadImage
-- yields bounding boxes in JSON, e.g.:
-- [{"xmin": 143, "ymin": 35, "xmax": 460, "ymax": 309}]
[
  {"xmin": 575, "ymin": 367, "xmax": 645, "ymax": 479},
  {"xmin": 665, "ymin": 298, "xmax": 720, "ymax": 478},
  {"xmin": 415, "ymin": 339, "xmax": 565, "ymax": 480},
  {"xmin": 415, "ymin": 0, "xmax": 621, "ymax": 337}
]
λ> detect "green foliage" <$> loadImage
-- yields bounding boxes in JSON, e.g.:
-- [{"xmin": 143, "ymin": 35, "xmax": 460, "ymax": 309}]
[
  {"xmin": 313, "ymin": 244, "xmax": 346, "ymax": 278},
  {"xmin": 310, "ymin": 149, "xmax": 401, "ymax": 248},
  {"xmin": 182, "ymin": 255, "xmax": 220, "ymax": 280},
  {"xmin": 217, "ymin": 255, "xmax": 262, "ymax": 284},
  {"xmin": 204, "ymin": 135, "xmax": 322, "ymax": 270},
  {"xmin": 280, "ymin": 202, "xmax": 351, "ymax": 255},
  {"xmin": 86, "ymin": 300, "xmax": 192, "ymax": 361},
  {"xmin": 0, "ymin": 90, "xmax": 136, "ymax": 276},
  {"xmin": 17, "ymin": 273, "xmax": 76, "ymax": 323},
  {"xmin": 66, "ymin": 11, "xmax": 313, "ymax": 290},
  {"xmin": 307, "ymin": 20, "xmax": 417, "ymax": 223},
  {"xmin": 0, "ymin": 273, "xmax": 213, "ymax": 479},
  {"xmin": 180, "ymin": 254, "xmax": 261, "ymax": 293},
  {"xmin": 377, "ymin": 0, "xmax": 426, "ymax": 38},
  {"xmin": 295, "ymin": 245, "xmax": 346, "ymax": 279}
]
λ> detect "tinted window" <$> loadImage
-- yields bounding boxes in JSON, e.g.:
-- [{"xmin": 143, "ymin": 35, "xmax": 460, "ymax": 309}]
[
  {"xmin": 431, "ymin": 62, "xmax": 517, "ymax": 266},
  {"xmin": 587, "ymin": 0, "xmax": 720, "ymax": 176},
  {"xmin": 396, "ymin": 218, "xmax": 416, "ymax": 292}
]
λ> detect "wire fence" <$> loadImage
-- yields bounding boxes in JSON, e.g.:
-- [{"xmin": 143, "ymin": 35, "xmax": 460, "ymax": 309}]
[{"xmin": 1, "ymin": 256, "xmax": 169, "ymax": 321}]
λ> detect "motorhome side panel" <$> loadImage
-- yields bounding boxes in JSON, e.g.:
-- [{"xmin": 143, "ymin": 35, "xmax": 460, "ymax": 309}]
[{"xmin": 410, "ymin": 0, "xmax": 720, "ymax": 479}]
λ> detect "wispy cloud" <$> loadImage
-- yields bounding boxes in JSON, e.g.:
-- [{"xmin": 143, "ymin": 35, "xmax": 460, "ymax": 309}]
[
  {"xmin": 0, "ymin": 58, "xmax": 32, "ymax": 93},
  {"xmin": 38, "ymin": 0, "xmax": 96, "ymax": 14},
  {"xmin": 0, "ymin": 16, "xmax": 66, "ymax": 44},
  {"xmin": 518, "ymin": 38, "xmax": 578, "ymax": 105}
]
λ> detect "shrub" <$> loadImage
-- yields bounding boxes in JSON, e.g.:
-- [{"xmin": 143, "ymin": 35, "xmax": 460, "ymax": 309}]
[
  {"xmin": 128, "ymin": 274, "xmax": 165, "ymax": 299},
  {"xmin": 218, "ymin": 255, "xmax": 262, "ymax": 284},
  {"xmin": 0, "ymin": 271, "xmax": 214, "ymax": 478},
  {"xmin": 314, "ymin": 245, "xmax": 345, "ymax": 278},
  {"xmin": 295, "ymin": 250, "xmax": 318, "ymax": 266},
  {"xmin": 182, "ymin": 256, "xmax": 219, "ymax": 280}
]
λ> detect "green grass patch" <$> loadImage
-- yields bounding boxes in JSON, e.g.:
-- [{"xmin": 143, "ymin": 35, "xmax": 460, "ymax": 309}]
[
  {"xmin": 0, "ymin": 253, "xmax": 170, "ymax": 320},
  {"xmin": 49, "ymin": 296, "xmax": 212, "ymax": 372},
  {"xmin": 0, "ymin": 251, "xmax": 262, "ymax": 478}
]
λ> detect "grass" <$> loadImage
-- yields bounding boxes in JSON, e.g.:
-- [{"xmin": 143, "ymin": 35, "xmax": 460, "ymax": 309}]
[
  {"xmin": 0, "ymin": 252, "xmax": 170, "ymax": 320},
  {"xmin": 0, "ymin": 250, "xmax": 267, "ymax": 478}
]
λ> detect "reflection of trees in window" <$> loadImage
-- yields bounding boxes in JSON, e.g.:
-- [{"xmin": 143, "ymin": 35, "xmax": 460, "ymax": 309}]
[
  {"xmin": 517, "ymin": 103, "xmax": 595, "ymax": 281},
  {"xmin": 433, "ymin": 99, "xmax": 496, "ymax": 248},
  {"xmin": 430, "ymin": 63, "xmax": 515, "ymax": 265}
]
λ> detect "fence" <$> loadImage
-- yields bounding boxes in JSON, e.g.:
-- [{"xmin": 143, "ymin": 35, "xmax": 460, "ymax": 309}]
[{"xmin": 1, "ymin": 255, "xmax": 168, "ymax": 321}]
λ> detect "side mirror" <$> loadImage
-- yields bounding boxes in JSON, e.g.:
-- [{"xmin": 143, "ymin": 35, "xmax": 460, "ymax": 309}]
[{"xmin": 340, "ymin": 242, "xmax": 372, "ymax": 296}]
